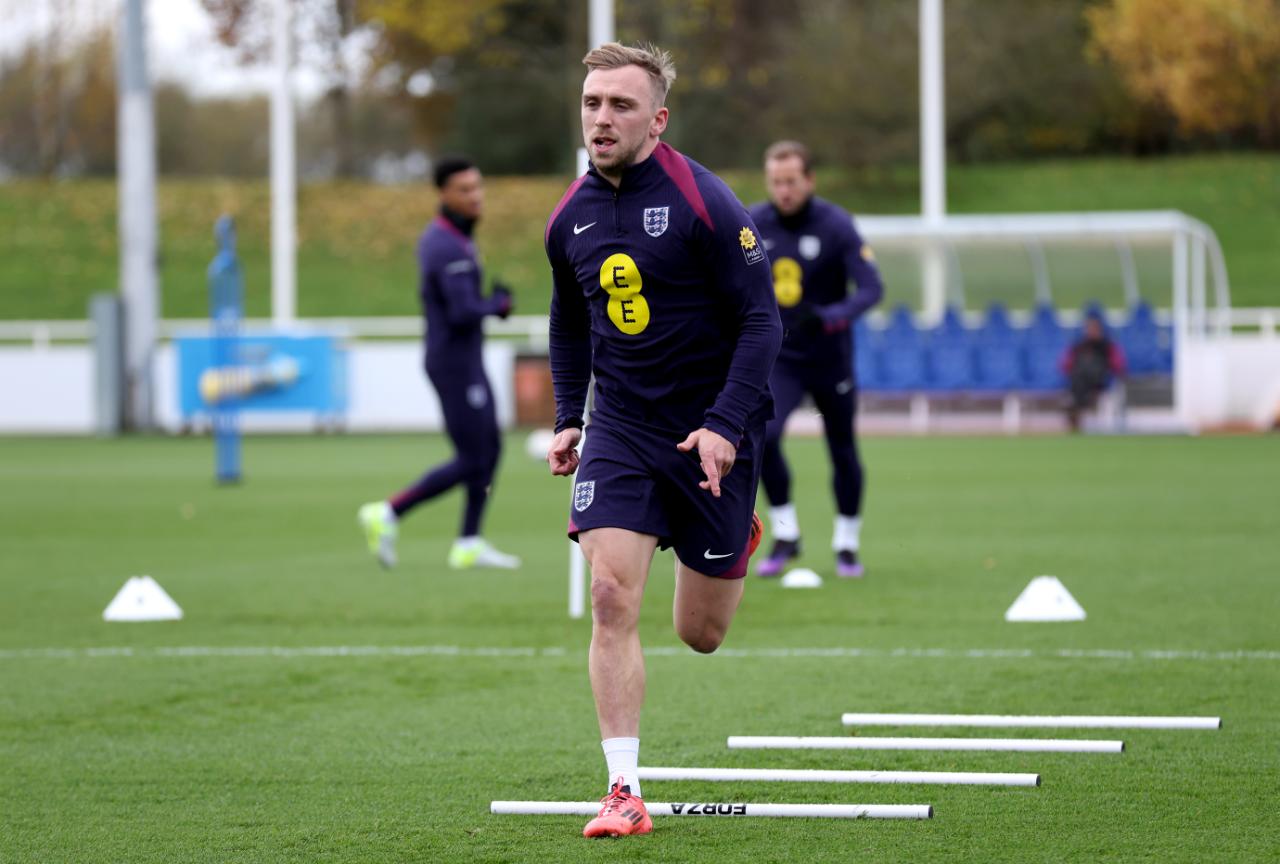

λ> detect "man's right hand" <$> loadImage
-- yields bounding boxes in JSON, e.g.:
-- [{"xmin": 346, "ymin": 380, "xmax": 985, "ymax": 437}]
[
  {"xmin": 491, "ymin": 282, "xmax": 514, "ymax": 319},
  {"xmin": 547, "ymin": 427, "xmax": 582, "ymax": 476}
]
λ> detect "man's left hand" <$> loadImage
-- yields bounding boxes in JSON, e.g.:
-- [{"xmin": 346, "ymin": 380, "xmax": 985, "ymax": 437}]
[{"xmin": 676, "ymin": 428, "xmax": 737, "ymax": 498}]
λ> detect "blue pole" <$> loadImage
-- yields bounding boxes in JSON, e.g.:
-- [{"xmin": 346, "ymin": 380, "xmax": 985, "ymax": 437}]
[{"xmin": 209, "ymin": 215, "xmax": 243, "ymax": 483}]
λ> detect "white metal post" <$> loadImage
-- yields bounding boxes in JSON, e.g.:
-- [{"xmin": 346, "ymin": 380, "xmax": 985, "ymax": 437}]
[
  {"xmin": 117, "ymin": 0, "xmax": 159, "ymax": 430},
  {"xmin": 271, "ymin": 0, "xmax": 297, "ymax": 328},
  {"xmin": 589, "ymin": 0, "xmax": 615, "ymax": 50},
  {"xmin": 1172, "ymin": 231, "xmax": 1191, "ymax": 430},
  {"xmin": 1191, "ymin": 235, "xmax": 1206, "ymax": 339},
  {"xmin": 919, "ymin": 0, "xmax": 947, "ymax": 318},
  {"xmin": 570, "ymin": 0, "xmax": 616, "ymax": 620}
]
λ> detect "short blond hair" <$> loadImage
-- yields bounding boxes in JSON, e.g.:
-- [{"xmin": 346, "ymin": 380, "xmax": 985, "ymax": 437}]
[
  {"xmin": 764, "ymin": 140, "xmax": 813, "ymax": 174},
  {"xmin": 583, "ymin": 42, "xmax": 676, "ymax": 106}
]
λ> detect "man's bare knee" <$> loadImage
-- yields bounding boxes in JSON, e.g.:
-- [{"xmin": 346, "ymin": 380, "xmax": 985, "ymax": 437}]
[
  {"xmin": 591, "ymin": 571, "xmax": 638, "ymax": 631},
  {"xmin": 676, "ymin": 620, "xmax": 726, "ymax": 654}
]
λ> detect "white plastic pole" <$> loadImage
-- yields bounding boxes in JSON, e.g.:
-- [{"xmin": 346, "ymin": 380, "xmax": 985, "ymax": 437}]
[
  {"xmin": 568, "ymin": 0, "xmax": 613, "ymax": 620},
  {"xmin": 568, "ymin": 540, "xmax": 586, "ymax": 618},
  {"xmin": 491, "ymin": 801, "xmax": 932, "ymax": 819},
  {"xmin": 117, "ymin": 0, "xmax": 159, "ymax": 430},
  {"xmin": 728, "ymin": 736, "xmax": 1123, "ymax": 754},
  {"xmin": 919, "ymin": 0, "xmax": 947, "ymax": 319},
  {"xmin": 920, "ymin": 0, "xmax": 945, "ymax": 222},
  {"xmin": 841, "ymin": 713, "xmax": 1221, "ymax": 730},
  {"xmin": 589, "ymin": 0, "xmax": 614, "ymax": 49},
  {"xmin": 270, "ymin": 0, "xmax": 297, "ymax": 327},
  {"xmin": 639, "ymin": 766, "xmax": 1039, "ymax": 787}
]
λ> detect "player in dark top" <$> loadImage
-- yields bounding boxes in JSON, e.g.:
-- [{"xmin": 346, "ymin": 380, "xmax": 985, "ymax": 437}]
[
  {"xmin": 748, "ymin": 141, "xmax": 883, "ymax": 579},
  {"xmin": 358, "ymin": 157, "xmax": 520, "ymax": 571},
  {"xmin": 544, "ymin": 43, "xmax": 780, "ymax": 838},
  {"xmin": 1060, "ymin": 312, "xmax": 1126, "ymax": 432}
]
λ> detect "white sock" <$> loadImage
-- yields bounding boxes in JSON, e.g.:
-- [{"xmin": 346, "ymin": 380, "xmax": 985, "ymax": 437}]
[
  {"xmin": 380, "ymin": 501, "xmax": 397, "ymax": 523},
  {"xmin": 833, "ymin": 515, "xmax": 861, "ymax": 552},
  {"xmin": 602, "ymin": 737, "xmax": 641, "ymax": 797},
  {"xmin": 454, "ymin": 535, "xmax": 479, "ymax": 549},
  {"xmin": 770, "ymin": 503, "xmax": 800, "ymax": 542}
]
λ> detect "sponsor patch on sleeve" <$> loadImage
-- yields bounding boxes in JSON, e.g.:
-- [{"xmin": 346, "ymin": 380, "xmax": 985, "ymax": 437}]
[
  {"xmin": 860, "ymin": 243, "xmax": 877, "ymax": 263},
  {"xmin": 739, "ymin": 227, "xmax": 765, "ymax": 265}
]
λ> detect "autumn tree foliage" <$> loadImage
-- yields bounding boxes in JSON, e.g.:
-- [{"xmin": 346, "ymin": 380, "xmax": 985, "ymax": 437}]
[{"xmin": 1087, "ymin": 0, "xmax": 1280, "ymax": 144}]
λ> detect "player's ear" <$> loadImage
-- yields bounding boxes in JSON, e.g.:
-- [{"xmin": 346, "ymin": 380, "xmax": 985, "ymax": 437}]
[{"xmin": 650, "ymin": 106, "xmax": 669, "ymax": 138}]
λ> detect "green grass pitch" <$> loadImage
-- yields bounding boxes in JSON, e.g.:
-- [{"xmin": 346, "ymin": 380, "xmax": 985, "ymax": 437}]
[{"xmin": 2, "ymin": 432, "xmax": 1278, "ymax": 862}]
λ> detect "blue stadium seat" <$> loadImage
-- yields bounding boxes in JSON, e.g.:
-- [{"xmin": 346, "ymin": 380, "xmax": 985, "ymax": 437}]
[
  {"xmin": 926, "ymin": 306, "xmax": 977, "ymax": 391},
  {"xmin": 974, "ymin": 302, "xmax": 1026, "ymax": 390},
  {"xmin": 1118, "ymin": 300, "xmax": 1173, "ymax": 374},
  {"xmin": 1024, "ymin": 302, "xmax": 1069, "ymax": 392},
  {"xmin": 853, "ymin": 317, "xmax": 883, "ymax": 389},
  {"xmin": 874, "ymin": 305, "xmax": 928, "ymax": 392}
]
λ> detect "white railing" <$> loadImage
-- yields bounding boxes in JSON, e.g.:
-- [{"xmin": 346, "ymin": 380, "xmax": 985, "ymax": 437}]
[
  {"xmin": 0, "ymin": 314, "xmax": 551, "ymax": 347},
  {"xmin": 4, "ymin": 307, "xmax": 1279, "ymax": 349}
]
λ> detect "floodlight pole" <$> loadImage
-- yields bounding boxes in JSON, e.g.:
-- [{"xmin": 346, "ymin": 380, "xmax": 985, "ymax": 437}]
[
  {"xmin": 117, "ymin": 0, "xmax": 159, "ymax": 430},
  {"xmin": 271, "ymin": 0, "xmax": 297, "ymax": 328},
  {"xmin": 920, "ymin": 0, "xmax": 947, "ymax": 319}
]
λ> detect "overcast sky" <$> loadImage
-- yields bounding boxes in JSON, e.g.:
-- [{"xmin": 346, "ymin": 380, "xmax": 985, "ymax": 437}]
[{"xmin": 1, "ymin": 0, "xmax": 335, "ymax": 100}]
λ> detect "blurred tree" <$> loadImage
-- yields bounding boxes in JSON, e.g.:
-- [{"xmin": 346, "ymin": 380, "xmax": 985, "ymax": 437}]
[
  {"xmin": 617, "ymin": 0, "xmax": 801, "ymax": 168},
  {"xmin": 200, "ymin": 0, "xmax": 366, "ymax": 175},
  {"xmin": 1087, "ymin": 0, "xmax": 1280, "ymax": 145},
  {"xmin": 0, "ymin": 22, "xmax": 117, "ymax": 176}
]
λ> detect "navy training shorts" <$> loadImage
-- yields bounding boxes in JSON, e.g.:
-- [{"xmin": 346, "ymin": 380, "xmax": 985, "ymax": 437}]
[{"xmin": 567, "ymin": 420, "xmax": 764, "ymax": 579}]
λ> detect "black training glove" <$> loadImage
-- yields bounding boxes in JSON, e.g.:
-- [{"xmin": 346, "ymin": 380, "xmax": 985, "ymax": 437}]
[{"xmin": 490, "ymin": 281, "xmax": 514, "ymax": 319}]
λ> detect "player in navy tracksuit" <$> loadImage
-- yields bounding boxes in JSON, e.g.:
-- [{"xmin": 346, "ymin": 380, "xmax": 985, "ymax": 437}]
[
  {"xmin": 748, "ymin": 141, "xmax": 883, "ymax": 579},
  {"xmin": 544, "ymin": 43, "xmax": 781, "ymax": 838},
  {"xmin": 358, "ymin": 157, "xmax": 520, "ymax": 571}
]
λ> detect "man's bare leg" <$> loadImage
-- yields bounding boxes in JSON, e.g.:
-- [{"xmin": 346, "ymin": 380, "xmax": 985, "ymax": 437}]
[
  {"xmin": 672, "ymin": 558, "xmax": 746, "ymax": 654},
  {"xmin": 579, "ymin": 527, "xmax": 658, "ymax": 740}
]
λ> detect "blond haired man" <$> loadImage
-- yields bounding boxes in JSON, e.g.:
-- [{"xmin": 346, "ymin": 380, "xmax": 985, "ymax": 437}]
[{"xmin": 544, "ymin": 43, "xmax": 781, "ymax": 837}]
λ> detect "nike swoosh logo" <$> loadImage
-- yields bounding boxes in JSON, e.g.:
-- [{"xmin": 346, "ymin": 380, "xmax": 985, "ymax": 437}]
[
  {"xmin": 573, "ymin": 221, "xmax": 597, "ymax": 235},
  {"xmin": 704, "ymin": 550, "xmax": 735, "ymax": 560}
]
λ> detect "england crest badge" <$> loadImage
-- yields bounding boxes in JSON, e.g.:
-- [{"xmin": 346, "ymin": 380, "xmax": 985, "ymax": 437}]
[
  {"xmin": 799, "ymin": 235, "xmax": 821, "ymax": 260},
  {"xmin": 643, "ymin": 206, "xmax": 669, "ymax": 237},
  {"xmin": 573, "ymin": 480, "xmax": 595, "ymax": 512}
]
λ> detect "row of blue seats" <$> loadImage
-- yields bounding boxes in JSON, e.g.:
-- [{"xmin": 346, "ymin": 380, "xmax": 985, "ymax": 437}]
[{"xmin": 854, "ymin": 301, "xmax": 1173, "ymax": 394}]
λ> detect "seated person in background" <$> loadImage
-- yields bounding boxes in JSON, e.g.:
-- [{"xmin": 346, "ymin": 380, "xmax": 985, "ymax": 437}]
[{"xmin": 1060, "ymin": 312, "xmax": 1126, "ymax": 432}]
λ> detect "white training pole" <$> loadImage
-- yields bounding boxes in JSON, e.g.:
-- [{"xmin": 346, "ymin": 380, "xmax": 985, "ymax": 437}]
[
  {"xmin": 841, "ymin": 713, "xmax": 1221, "ymax": 730},
  {"xmin": 491, "ymin": 801, "xmax": 931, "ymax": 820},
  {"xmin": 270, "ymin": 0, "xmax": 297, "ymax": 327},
  {"xmin": 918, "ymin": 0, "xmax": 947, "ymax": 320},
  {"xmin": 639, "ymin": 766, "xmax": 1039, "ymax": 787},
  {"xmin": 728, "ymin": 736, "xmax": 1123, "ymax": 754}
]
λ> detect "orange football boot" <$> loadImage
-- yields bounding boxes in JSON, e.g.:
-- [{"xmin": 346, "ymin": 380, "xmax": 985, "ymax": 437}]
[{"xmin": 582, "ymin": 777, "xmax": 653, "ymax": 838}]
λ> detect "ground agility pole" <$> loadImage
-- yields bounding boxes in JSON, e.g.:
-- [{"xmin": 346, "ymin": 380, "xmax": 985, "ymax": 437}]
[
  {"xmin": 841, "ymin": 713, "xmax": 1222, "ymax": 730},
  {"xmin": 639, "ymin": 766, "xmax": 1039, "ymax": 786},
  {"xmin": 728, "ymin": 736, "xmax": 1124, "ymax": 753},
  {"xmin": 491, "ymin": 801, "xmax": 932, "ymax": 819}
]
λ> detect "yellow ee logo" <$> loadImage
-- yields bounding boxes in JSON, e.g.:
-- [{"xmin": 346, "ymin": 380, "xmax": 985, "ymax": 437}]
[
  {"xmin": 772, "ymin": 257, "xmax": 803, "ymax": 307},
  {"xmin": 599, "ymin": 253, "xmax": 650, "ymax": 335}
]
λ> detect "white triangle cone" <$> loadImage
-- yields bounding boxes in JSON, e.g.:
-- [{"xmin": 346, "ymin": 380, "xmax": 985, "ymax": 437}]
[
  {"xmin": 103, "ymin": 576, "xmax": 184, "ymax": 622},
  {"xmin": 1005, "ymin": 576, "xmax": 1085, "ymax": 622}
]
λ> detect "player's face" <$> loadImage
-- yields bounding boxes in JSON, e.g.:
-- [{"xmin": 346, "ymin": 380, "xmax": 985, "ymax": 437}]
[
  {"xmin": 765, "ymin": 156, "xmax": 815, "ymax": 217},
  {"xmin": 582, "ymin": 65, "xmax": 668, "ymax": 180},
  {"xmin": 439, "ymin": 168, "xmax": 484, "ymax": 221}
]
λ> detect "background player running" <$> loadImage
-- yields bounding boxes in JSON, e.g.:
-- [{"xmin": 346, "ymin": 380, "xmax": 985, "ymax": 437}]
[
  {"xmin": 748, "ymin": 141, "xmax": 884, "ymax": 579},
  {"xmin": 544, "ymin": 43, "xmax": 780, "ymax": 838},
  {"xmin": 358, "ymin": 157, "xmax": 520, "ymax": 571}
]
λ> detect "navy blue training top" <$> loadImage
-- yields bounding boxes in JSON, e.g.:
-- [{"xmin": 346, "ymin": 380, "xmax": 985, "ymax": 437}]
[
  {"xmin": 747, "ymin": 196, "xmax": 883, "ymax": 367},
  {"xmin": 418, "ymin": 212, "xmax": 506, "ymax": 372},
  {"xmin": 546, "ymin": 142, "xmax": 782, "ymax": 442}
]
